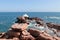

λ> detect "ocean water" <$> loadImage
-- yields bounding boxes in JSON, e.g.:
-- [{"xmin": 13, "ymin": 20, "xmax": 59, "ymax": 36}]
[{"xmin": 0, "ymin": 12, "xmax": 60, "ymax": 32}]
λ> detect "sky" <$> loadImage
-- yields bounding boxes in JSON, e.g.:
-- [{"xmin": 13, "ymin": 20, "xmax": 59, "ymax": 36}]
[{"xmin": 0, "ymin": 0, "xmax": 60, "ymax": 12}]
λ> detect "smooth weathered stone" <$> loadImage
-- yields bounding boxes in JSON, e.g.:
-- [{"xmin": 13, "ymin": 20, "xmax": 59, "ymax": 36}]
[
  {"xmin": 11, "ymin": 23, "xmax": 28, "ymax": 31},
  {"xmin": 28, "ymin": 28, "xmax": 42, "ymax": 37}
]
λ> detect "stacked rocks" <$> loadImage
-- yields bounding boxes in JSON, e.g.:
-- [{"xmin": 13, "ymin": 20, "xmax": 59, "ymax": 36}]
[{"xmin": 0, "ymin": 16, "xmax": 35, "ymax": 40}]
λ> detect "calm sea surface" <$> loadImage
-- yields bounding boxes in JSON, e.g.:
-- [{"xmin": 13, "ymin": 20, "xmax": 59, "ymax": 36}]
[{"xmin": 0, "ymin": 12, "xmax": 60, "ymax": 32}]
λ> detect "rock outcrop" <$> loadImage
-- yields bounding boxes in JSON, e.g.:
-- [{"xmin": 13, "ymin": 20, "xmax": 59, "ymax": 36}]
[
  {"xmin": 46, "ymin": 22, "xmax": 60, "ymax": 30},
  {"xmin": 0, "ymin": 15, "xmax": 60, "ymax": 40},
  {"xmin": 29, "ymin": 28, "xmax": 60, "ymax": 40}
]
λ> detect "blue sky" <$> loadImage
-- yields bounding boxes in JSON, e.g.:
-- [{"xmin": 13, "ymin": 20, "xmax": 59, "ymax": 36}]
[{"xmin": 0, "ymin": 0, "xmax": 60, "ymax": 12}]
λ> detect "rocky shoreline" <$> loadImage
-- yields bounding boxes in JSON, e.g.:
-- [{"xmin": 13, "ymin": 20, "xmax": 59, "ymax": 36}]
[{"xmin": 0, "ymin": 14, "xmax": 60, "ymax": 40}]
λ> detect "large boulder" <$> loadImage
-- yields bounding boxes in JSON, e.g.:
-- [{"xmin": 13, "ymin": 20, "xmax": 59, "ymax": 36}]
[
  {"xmin": 28, "ymin": 28, "xmax": 42, "ymax": 38},
  {"xmin": 11, "ymin": 23, "xmax": 28, "ymax": 31},
  {"xmin": 2, "ymin": 30, "xmax": 20, "ymax": 39},
  {"xmin": 36, "ymin": 32, "xmax": 55, "ymax": 40}
]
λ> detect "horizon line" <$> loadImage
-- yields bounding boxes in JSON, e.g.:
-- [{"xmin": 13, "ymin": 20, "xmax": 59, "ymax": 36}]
[{"xmin": 0, "ymin": 11, "xmax": 60, "ymax": 12}]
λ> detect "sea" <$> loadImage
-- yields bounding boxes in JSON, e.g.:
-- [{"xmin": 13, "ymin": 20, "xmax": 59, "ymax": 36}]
[{"xmin": 0, "ymin": 12, "xmax": 60, "ymax": 32}]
